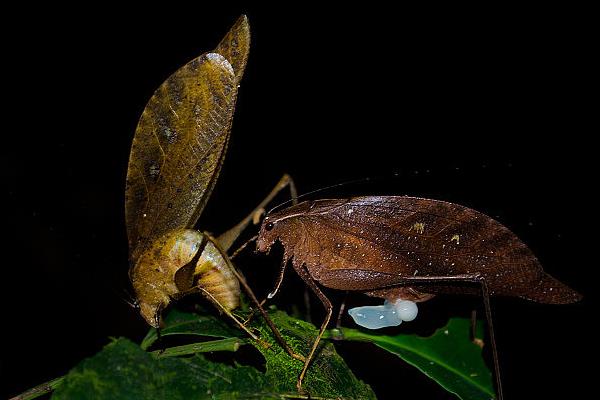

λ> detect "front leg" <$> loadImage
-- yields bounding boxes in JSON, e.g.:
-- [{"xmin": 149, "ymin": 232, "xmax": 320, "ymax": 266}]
[
  {"xmin": 228, "ymin": 263, "xmax": 305, "ymax": 363},
  {"xmin": 240, "ymin": 258, "xmax": 289, "ymax": 326}
]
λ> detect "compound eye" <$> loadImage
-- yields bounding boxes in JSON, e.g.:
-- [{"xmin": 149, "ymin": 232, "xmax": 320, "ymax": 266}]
[{"xmin": 265, "ymin": 222, "xmax": 274, "ymax": 231}]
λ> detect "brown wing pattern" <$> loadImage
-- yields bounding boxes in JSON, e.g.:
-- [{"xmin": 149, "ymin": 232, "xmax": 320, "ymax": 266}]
[
  {"xmin": 266, "ymin": 196, "xmax": 581, "ymax": 303},
  {"xmin": 125, "ymin": 53, "xmax": 237, "ymax": 263},
  {"xmin": 125, "ymin": 17, "xmax": 250, "ymax": 263},
  {"xmin": 214, "ymin": 15, "xmax": 251, "ymax": 84}
]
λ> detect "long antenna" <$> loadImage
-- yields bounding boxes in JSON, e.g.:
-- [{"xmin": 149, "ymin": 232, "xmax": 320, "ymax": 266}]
[
  {"xmin": 267, "ymin": 176, "xmax": 376, "ymax": 215},
  {"xmin": 266, "ymin": 169, "xmax": 411, "ymax": 215}
]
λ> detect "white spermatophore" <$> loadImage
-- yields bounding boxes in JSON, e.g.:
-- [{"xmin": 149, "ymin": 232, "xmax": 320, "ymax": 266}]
[
  {"xmin": 348, "ymin": 299, "xmax": 418, "ymax": 330},
  {"xmin": 395, "ymin": 300, "xmax": 418, "ymax": 321}
]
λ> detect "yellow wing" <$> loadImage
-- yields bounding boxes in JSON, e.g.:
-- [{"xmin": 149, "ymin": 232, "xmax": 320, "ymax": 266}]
[{"xmin": 125, "ymin": 16, "xmax": 250, "ymax": 263}]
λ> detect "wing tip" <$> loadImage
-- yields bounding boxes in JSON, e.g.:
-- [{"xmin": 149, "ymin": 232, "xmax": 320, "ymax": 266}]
[
  {"xmin": 520, "ymin": 273, "xmax": 582, "ymax": 304},
  {"xmin": 214, "ymin": 15, "xmax": 251, "ymax": 82}
]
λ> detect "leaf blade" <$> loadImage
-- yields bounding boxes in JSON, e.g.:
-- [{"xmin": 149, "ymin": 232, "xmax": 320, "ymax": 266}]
[
  {"xmin": 337, "ymin": 318, "xmax": 495, "ymax": 400},
  {"xmin": 148, "ymin": 308, "xmax": 376, "ymax": 399},
  {"xmin": 250, "ymin": 310, "xmax": 377, "ymax": 399},
  {"xmin": 51, "ymin": 338, "xmax": 283, "ymax": 400},
  {"xmin": 140, "ymin": 308, "xmax": 241, "ymax": 350}
]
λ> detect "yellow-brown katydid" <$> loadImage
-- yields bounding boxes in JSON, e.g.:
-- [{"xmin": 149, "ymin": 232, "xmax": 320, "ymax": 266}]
[{"xmin": 125, "ymin": 16, "xmax": 303, "ymax": 361}]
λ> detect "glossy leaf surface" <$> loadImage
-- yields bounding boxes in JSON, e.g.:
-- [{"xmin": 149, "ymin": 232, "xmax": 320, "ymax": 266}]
[
  {"xmin": 52, "ymin": 309, "xmax": 375, "ymax": 400},
  {"xmin": 336, "ymin": 318, "xmax": 495, "ymax": 400}
]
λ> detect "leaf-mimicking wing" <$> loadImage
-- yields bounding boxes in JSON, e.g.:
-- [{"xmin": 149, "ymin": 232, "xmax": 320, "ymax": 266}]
[
  {"xmin": 125, "ymin": 17, "xmax": 250, "ymax": 263},
  {"xmin": 214, "ymin": 15, "xmax": 250, "ymax": 84},
  {"xmin": 125, "ymin": 54, "xmax": 235, "ymax": 263},
  {"xmin": 263, "ymin": 196, "xmax": 581, "ymax": 304}
]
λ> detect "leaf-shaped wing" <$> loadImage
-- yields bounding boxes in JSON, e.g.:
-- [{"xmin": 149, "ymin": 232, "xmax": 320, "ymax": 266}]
[
  {"xmin": 214, "ymin": 15, "xmax": 250, "ymax": 84},
  {"xmin": 267, "ymin": 196, "xmax": 581, "ymax": 303},
  {"xmin": 125, "ymin": 53, "xmax": 236, "ymax": 262}
]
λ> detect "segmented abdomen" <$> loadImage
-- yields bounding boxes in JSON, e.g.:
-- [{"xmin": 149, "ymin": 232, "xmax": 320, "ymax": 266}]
[{"xmin": 194, "ymin": 238, "xmax": 240, "ymax": 310}]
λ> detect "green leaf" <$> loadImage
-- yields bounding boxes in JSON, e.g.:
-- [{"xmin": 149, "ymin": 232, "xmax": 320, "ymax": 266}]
[
  {"xmin": 335, "ymin": 318, "xmax": 495, "ymax": 400},
  {"xmin": 249, "ymin": 310, "xmax": 376, "ymax": 400},
  {"xmin": 52, "ymin": 310, "xmax": 375, "ymax": 399},
  {"xmin": 141, "ymin": 308, "xmax": 241, "ymax": 350},
  {"xmin": 51, "ymin": 338, "xmax": 281, "ymax": 400}
]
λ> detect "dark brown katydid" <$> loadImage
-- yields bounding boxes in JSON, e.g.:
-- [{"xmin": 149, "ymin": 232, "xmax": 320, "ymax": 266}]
[
  {"xmin": 256, "ymin": 195, "xmax": 582, "ymax": 397},
  {"xmin": 124, "ymin": 15, "xmax": 304, "ymax": 362}
]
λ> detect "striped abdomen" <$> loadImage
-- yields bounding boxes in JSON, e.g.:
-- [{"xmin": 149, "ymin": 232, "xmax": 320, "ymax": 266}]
[{"xmin": 195, "ymin": 237, "xmax": 240, "ymax": 310}]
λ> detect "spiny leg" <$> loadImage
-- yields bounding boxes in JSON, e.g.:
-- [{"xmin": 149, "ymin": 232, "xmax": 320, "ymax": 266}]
[
  {"xmin": 197, "ymin": 286, "xmax": 270, "ymax": 348},
  {"xmin": 217, "ymin": 174, "xmax": 297, "ymax": 252},
  {"xmin": 230, "ymin": 236, "xmax": 286, "ymax": 307},
  {"xmin": 211, "ymin": 176, "xmax": 303, "ymax": 362},
  {"xmin": 241, "ymin": 253, "xmax": 290, "ymax": 326},
  {"xmin": 295, "ymin": 265, "xmax": 333, "ymax": 392},
  {"xmin": 229, "ymin": 263, "xmax": 305, "ymax": 362},
  {"xmin": 172, "ymin": 281, "xmax": 263, "ymax": 348},
  {"xmin": 268, "ymin": 258, "xmax": 289, "ymax": 300}
]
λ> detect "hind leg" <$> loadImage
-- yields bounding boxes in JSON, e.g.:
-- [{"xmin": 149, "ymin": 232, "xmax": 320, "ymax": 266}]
[
  {"xmin": 471, "ymin": 309, "xmax": 484, "ymax": 348},
  {"xmin": 217, "ymin": 174, "xmax": 297, "ymax": 252}
]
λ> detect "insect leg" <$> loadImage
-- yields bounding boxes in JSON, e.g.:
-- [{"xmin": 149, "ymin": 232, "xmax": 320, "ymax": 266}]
[
  {"xmin": 240, "ymin": 257, "xmax": 289, "ymax": 324},
  {"xmin": 217, "ymin": 174, "xmax": 297, "ymax": 251},
  {"xmin": 268, "ymin": 258, "xmax": 289, "ymax": 300},
  {"xmin": 196, "ymin": 286, "xmax": 267, "ymax": 346},
  {"xmin": 471, "ymin": 309, "xmax": 484, "ymax": 348},
  {"xmin": 397, "ymin": 274, "xmax": 503, "ymax": 400},
  {"xmin": 294, "ymin": 265, "xmax": 333, "ymax": 392},
  {"xmin": 239, "ymin": 246, "xmax": 290, "ymax": 327},
  {"xmin": 335, "ymin": 291, "xmax": 349, "ymax": 329},
  {"xmin": 229, "ymin": 235, "xmax": 258, "ymax": 260},
  {"xmin": 228, "ymin": 264, "xmax": 305, "ymax": 362},
  {"xmin": 201, "ymin": 235, "xmax": 303, "ymax": 361},
  {"xmin": 479, "ymin": 277, "xmax": 503, "ymax": 400}
]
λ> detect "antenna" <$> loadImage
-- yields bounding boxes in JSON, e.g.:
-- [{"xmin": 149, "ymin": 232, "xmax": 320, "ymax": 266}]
[{"xmin": 267, "ymin": 172, "xmax": 404, "ymax": 215}]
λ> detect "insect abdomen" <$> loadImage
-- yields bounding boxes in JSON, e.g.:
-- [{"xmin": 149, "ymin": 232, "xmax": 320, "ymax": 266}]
[{"xmin": 194, "ymin": 237, "xmax": 240, "ymax": 310}]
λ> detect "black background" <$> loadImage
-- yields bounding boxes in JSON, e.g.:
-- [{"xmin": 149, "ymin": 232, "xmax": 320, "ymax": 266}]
[{"xmin": 2, "ymin": 4, "xmax": 594, "ymax": 399}]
